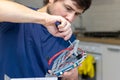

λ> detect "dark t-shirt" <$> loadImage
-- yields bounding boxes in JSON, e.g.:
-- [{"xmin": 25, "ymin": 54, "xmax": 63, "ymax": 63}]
[{"xmin": 0, "ymin": 22, "xmax": 75, "ymax": 80}]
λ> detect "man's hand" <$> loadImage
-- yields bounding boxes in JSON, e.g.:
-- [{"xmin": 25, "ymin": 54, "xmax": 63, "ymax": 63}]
[
  {"xmin": 41, "ymin": 13, "xmax": 72, "ymax": 41},
  {"xmin": 61, "ymin": 67, "xmax": 79, "ymax": 80}
]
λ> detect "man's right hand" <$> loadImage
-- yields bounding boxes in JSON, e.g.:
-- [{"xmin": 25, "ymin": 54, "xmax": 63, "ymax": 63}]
[{"xmin": 41, "ymin": 13, "xmax": 72, "ymax": 41}]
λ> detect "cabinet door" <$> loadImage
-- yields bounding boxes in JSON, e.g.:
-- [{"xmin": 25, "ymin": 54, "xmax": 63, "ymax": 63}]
[{"xmin": 102, "ymin": 45, "xmax": 120, "ymax": 80}]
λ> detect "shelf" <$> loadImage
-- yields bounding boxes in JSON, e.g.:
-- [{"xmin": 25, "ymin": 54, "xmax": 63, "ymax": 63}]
[{"xmin": 77, "ymin": 37, "xmax": 120, "ymax": 45}]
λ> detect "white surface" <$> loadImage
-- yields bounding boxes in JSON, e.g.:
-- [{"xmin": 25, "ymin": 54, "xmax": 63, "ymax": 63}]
[
  {"xmin": 11, "ymin": 77, "xmax": 57, "ymax": 80},
  {"xmin": 4, "ymin": 74, "xmax": 57, "ymax": 80},
  {"xmin": 82, "ymin": 0, "xmax": 120, "ymax": 32}
]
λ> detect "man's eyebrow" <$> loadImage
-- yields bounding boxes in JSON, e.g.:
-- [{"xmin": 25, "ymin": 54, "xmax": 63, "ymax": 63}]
[
  {"xmin": 65, "ymin": 3, "xmax": 83, "ymax": 14},
  {"xmin": 69, "ymin": 5, "xmax": 82, "ymax": 15},
  {"xmin": 66, "ymin": 5, "xmax": 74, "ymax": 10}
]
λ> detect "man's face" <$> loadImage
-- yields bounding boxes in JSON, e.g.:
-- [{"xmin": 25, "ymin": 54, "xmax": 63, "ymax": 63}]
[{"xmin": 47, "ymin": 0, "xmax": 83, "ymax": 23}]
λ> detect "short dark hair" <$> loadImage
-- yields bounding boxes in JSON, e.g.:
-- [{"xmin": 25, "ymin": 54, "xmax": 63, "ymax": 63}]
[{"xmin": 43, "ymin": 0, "xmax": 92, "ymax": 12}]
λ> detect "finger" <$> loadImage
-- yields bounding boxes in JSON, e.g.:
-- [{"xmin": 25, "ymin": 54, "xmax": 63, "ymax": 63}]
[
  {"xmin": 53, "ymin": 31, "xmax": 65, "ymax": 38},
  {"xmin": 64, "ymin": 29, "xmax": 72, "ymax": 40},
  {"xmin": 48, "ymin": 70, "xmax": 52, "ymax": 73},
  {"xmin": 55, "ymin": 32, "xmax": 71, "ymax": 41},
  {"xmin": 58, "ymin": 22, "xmax": 71, "ymax": 32},
  {"xmin": 57, "ymin": 27, "xmax": 72, "ymax": 40},
  {"xmin": 62, "ymin": 30, "xmax": 72, "ymax": 40},
  {"xmin": 59, "ymin": 18, "xmax": 68, "ymax": 29},
  {"xmin": 53, "ymin": 28, "xmax": 71, "ymax": 39}
]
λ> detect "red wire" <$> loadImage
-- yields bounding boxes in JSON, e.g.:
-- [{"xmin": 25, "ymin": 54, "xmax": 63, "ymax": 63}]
[
  {"xmin": 48, "ymin": 47, "xmax": 73, "ymax": 65},
  {"xmin": 48, "ymin": 47, "xmax": 85, "ymax": 65}
]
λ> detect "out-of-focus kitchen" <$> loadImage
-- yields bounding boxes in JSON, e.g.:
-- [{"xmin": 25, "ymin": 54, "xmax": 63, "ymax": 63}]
[{"xmin": 13, "ymin": 0, "xmax": 120, "ymax": 80}]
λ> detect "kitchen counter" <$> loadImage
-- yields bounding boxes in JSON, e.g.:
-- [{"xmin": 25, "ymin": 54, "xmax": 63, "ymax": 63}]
[{"xmin": 77, "ymin": 37, "xmax": 120, "ymax": 45}]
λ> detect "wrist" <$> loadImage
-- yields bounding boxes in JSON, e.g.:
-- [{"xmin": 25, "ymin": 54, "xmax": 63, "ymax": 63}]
[{"xmin": 33, "ymin": 12, "xmax": 48, "ymax": 26}]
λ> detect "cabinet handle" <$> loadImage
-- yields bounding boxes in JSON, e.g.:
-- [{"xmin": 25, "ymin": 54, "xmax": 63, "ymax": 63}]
[{"xmin": 107, "ymin": 47, "xmax": 120, "ymax": 52}]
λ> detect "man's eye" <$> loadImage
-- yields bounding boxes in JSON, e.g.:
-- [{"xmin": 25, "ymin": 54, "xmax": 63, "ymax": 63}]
[
  {"xmin": 67, "ymin": 7, "xmax": 71, "ymax": 10},
  {"xmin": 75, "ymin": 13, "xmax": 81, "ymax": 16},
  {"xmin": 66, "ymin": 7, "xmax": 72, "ymax": 11}
]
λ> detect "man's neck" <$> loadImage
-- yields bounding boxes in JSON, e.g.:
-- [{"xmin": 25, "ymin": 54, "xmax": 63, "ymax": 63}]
[{"xmin": 37, "ymin": 6, "xmax": 47, "ymax": 12}]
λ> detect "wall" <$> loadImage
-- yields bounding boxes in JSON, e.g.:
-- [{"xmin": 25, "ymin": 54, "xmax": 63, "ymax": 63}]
[
  {"xmin": 14, "ymin": 0, "xmax": 120, "ymax": 32},
  {"xmin": 82, "ymin": 0, "xmax": 120, "ymax": 32},
  {"xmin": 14, "ymin": 0, "xmax": 43, "ymax": 8}
]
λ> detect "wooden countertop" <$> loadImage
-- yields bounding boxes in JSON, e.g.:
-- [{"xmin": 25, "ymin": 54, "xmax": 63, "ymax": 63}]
[{"xmin": 77, "ymin": 37, "xmax": 120, "ymax": 45}]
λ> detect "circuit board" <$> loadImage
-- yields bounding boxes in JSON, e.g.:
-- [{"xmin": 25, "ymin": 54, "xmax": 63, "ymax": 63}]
[{"xmin": 46, "ymin": 40, "xmax": 87, "ymax": 77}]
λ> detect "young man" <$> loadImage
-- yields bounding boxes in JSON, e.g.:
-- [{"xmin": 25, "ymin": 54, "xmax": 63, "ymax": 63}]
[{"xmin": 0, "ymin": 0, "xmax": 92, "ymax": 80}]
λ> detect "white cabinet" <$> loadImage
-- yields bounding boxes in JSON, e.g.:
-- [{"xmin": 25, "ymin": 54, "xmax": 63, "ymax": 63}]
[
  {"xmin": 79, "ymin": 41, "xmax": 120, "ymax": 80},
  {"xmin": 102, "ymin": 44, "xmax": 120, "ymax": 80}
]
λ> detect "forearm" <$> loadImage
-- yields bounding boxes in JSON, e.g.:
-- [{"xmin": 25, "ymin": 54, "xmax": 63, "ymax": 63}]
[
  {"xmin": 0, "ymin": 0, "xmax": 45, "ymax": 23},
  {"xmin": 0, "ymin": 0, "xmax": 72, "ymax": 40}
]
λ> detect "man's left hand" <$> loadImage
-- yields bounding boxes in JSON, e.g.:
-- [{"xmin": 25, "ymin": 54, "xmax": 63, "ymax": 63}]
[{"xmin": 61, "ymin": 67, "xmax": 79, "ymax": 80}]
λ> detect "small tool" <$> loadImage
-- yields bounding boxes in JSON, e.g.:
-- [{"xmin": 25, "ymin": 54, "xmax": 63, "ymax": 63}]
[{"xmin": 55, "ymin": 21, "xmax": 73, "ymax": 46}]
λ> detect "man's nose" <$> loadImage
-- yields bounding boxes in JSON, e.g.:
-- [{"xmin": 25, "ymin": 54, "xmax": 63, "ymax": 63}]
[{"xmin": 65, "ymin": 13, "xmax": 75, "ymax": 23}]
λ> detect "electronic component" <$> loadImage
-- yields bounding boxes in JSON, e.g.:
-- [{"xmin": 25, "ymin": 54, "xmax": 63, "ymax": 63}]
[{"xmin": 46, "ymin": 40, "xmax": 87, "ymax": 77}]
